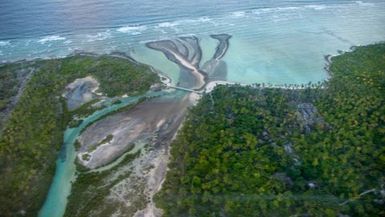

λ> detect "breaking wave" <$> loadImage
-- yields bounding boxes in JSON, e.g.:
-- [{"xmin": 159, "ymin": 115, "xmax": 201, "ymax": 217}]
[
  {"xmin": 158, "ymin": 22, "xmax": 179, "ymax": 28},
  {"xmin": 304, "ymin": 5, "xmax": 328, "ymax": 10},
  {"xmin": 355, "ymin": 1, "xmax": 375, "ymax": 7},
  {"xmin": 231, "ymin": 11, "xmax": 247, "ymax": 18},
  {"xmin": 0, "ymin": 41, "xmax": 11, "ymax": 46},
  {"xmin": 117, "ymin": 25, "xmax": 148, "ymax": 34},
  {"xmin": 38, "ymin": 35, "xmax": 66, "ymax": 44},
  {"xmin": 157, "ymin": 16, "xmax": 212, "ymax": 28},
  {"xmin": 86, "ymin": 31, "xmax": 112, "ymax": 42}
]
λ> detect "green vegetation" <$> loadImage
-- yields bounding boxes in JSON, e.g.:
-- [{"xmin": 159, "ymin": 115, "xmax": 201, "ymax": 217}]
[
  {"xmin": 99, "ymin": 134, "xmax": 113, "ymax": 145},
  {"xmin": 89, "ymin": 56, "xmax": 158, "ymax": 97},
  {"xmin": 0, "ymin": 61, "xmax": 33, "ymax": 133},
  {"xmin": 74, "ymin": 139, "xmax": 82, "ymax": 151},
  {"xmin": 156, "ymin": 43, "xmax": 385, "ymax": 216},
  {"xmin": 0, "ymin": 65, "xmax": 20, "ymax": 111},
  {"xmin": 68, "ymin": 118, "xmax": 83, "ymax": 128},
  {"xmin": 82, "ymin": 153, "xmax": 91, "ymax": 161},
  {"xmin": 87, "ymin": 134, "xmax": 114, "ymax": 153},
  {"xmin": 64, "ymin": 151, "xmax": 140, "ymax": 217},
  {"xmin": 0, "ymin": 54, "xmax": 159, "ymax": 217},
  {"xmin": 70, "ymin": 98, "xmax": 102, "ymax": 119}
]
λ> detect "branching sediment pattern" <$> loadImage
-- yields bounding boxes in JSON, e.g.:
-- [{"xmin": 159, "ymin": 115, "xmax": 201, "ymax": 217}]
[{"xmin": 146, "ymin": 34, "xmax": 231, "ymax": 90}]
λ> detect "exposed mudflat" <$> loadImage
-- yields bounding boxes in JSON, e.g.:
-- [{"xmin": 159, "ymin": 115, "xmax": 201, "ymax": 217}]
[
  {"xmin": 63, "ymin": 76, "xmax": 101, "ymax": 110},
  {"xmin": 77, "ymin": 92, "xmax": 191, "ymax": 169},
  {"xmin": 210, "ymin": 34, "xmax": 232, "ymax": 60},
  {"xmin": 70, "ymin": 34, "xmax": 233, "ymax": 217},
  {"xmin": 71, "ymin": 92, "xmax": 193, "ymax": 217}
]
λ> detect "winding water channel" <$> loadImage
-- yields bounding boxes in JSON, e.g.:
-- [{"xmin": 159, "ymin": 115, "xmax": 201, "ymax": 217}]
[
  {"xmin": 38, "ymin": 91, "xmax": 167, "ymax": 217},
  {"xmin": 39, "ymin": 32, "xmax": 232, "ymax": 217}
]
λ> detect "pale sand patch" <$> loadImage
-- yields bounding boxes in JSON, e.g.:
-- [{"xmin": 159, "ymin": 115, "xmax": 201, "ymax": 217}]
[
  {"xmin": 204, "ymin": 80, "xmax": 235, "ymax": 93},
  {"xmin": 63, "ymin": 76, "xmax": 101, "ymax": 110}
]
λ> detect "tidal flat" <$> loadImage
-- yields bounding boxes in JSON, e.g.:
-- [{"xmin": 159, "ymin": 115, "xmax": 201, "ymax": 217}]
[{"xmin": 62, "ymin": 33, "xmax": 233, "ymax": 217}]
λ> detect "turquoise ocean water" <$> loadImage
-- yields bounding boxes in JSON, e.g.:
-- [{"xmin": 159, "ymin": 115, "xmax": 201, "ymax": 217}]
[{"xmin": 1, "ymin": 1, "xmax": 385, "ymax": 84}]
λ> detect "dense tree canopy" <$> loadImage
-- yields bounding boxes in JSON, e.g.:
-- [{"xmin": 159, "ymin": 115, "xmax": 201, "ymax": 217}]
[
  {"xmin": 0, "ymin": 55, "xmax": 158, "ymax": 217},
  {"xmin": 156, "ymin": 43, "xmax": 385, "ymax": 216}
]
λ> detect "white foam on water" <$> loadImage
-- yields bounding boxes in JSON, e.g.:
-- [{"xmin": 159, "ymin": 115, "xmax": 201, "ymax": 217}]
[
  {"xmin": 117, "ymin": 25, "xmax": 147, "ymax": 34},
  {"xmin": 304, "ymin": 5, "xmax": 328, "ymax": 10},
  {"xmin": 158, "ymin": 21, "xmax": 179, "ymax": 28},
  {"xmin": 231, "ymin": 11, "xmax": 247, "ymax": 18},
  {"xmin": 157, "ymin": 16, "xmax": 212, "ymax": 29},
  {"xmin": 176, "ymin": 33, "xmax": 197, "ymax": 37},
  {"xmin": 251, "ymin": 4, "xmax": 334, "ymax": 15},
  {"xmin": 250, "ymin": 6, "xmax": 303, "ymax": 22},
  {"xmin": 355, "ymin": 1, "xmax": 375, "ymax": 7},
  {"xmin": 38, "ymin": 35, "xmax": 66, "ymax": 44},
  {"xmin": 251, "ymin": 7, "xmax": 296, "ymax": 15},
  {"xmin": 197, "ymin": 16, "xmax": 211, "ymax": 23},
  {"xmin": 186, "ymin": 16, "xmax": 213, "ymax": 25},
  {"xmin": 272, "ymin": 6, "xmax": 301, "ymax": 12},
  {"xmin": 131, "ymin": 31, "xmax": 143, "ymax": 35},
  {"xmin": 64, "ymin": 40, "xmax": 72, "ymax": 45},
  {"xmin": 156, "ymin": 21, "xmax": 181, "ymax": 34},
  {"xmin": 86, "ymin": 31, "xmax": 112, "ymax": 42},
  {"xmin": 0, "ymin": 41, "xmax": 11, "ymax": 46}
]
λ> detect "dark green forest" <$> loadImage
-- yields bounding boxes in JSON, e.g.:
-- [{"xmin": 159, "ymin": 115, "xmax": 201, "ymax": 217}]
[
  {"xmin": 156, "ymin": 44, "xmax": 385, "ymax": 216},
  {"xmin": 0, "ymin": 55, "xmax": 158, "ymax": 217},
  {"xmin": 0, "ymin": 61, "xmax": 34, "ymax": 132}
]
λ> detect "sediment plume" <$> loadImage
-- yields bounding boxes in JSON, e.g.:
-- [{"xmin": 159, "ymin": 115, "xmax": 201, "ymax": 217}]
[
  {"xmin": 146, "ymin": 34, "xmax": 231, "ymax": 90},
  {"xmin": 210, "ymin": 34, "xmax": 232, "ymax": 60}
]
